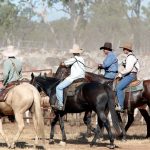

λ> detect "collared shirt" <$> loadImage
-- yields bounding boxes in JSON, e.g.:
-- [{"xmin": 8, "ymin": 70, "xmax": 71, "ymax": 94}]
[
  {"xmin": 3, "ymin": 57, "xmax": 22, "ymax": 85},
  {"xmin": 102, "ymin": 51, "xmax": 118, "ymax": 79},
  {"xmin": 64, "ymin": 56, "xmax": 85, "ymax": 82},
  {"xmin": 120, "ymin": 52, "xmax": 140, "ymax": 75}
]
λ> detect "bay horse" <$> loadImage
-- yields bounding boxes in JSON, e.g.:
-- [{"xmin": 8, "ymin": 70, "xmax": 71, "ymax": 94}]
[
  {"xmin": 30, "ymin": 73, "xmax": 123, "ymax": 149},
  {"xmin": 0, "ymin": 83, "xmax": 45, "ymax": 149},
  {"xmin": 85, "ymin": 71, "xmax": 150, "ymax": 138}
]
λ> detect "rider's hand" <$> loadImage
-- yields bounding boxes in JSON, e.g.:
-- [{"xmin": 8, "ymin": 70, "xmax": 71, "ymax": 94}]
[
  {"xmin": 60, "ymin": 62, "xmax": 65, "ymax": 66},
  {"xmin": 98, "ymin": 64, "xmax": 103, "ymax": 69},
  {"xmin": 116, "ymin": 73, "xmax": 122, "ymax": 79}
]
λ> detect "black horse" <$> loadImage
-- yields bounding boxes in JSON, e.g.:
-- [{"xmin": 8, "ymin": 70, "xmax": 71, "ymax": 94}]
[
  {"xmin": 85, "ymin": 71, "xmax": 150, "ymax": 138},
  {"xmin": 30, "ymin": 73, "xmax": 122, "ymax": 149}
]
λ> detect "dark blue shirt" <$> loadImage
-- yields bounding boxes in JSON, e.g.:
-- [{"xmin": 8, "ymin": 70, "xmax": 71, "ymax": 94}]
[{"xmin": 102, "ymin": 51, "xmax": 118, "ymax": 79}]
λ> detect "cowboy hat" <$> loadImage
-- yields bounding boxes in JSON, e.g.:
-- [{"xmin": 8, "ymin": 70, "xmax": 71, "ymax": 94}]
[
  {"xmin": 69, "ymin": 44, "xmax": 83, "ymax": 54},
  {"xmin": 100, "ymin": 42, "xmax": 113, "ymax": 51},
  {"xmin": 120, "ymin": 42, "xmax": 133, "ymax": 52},
  {"xmin": 2, "ymin": 45, "xmax": 18, "ymax": 57}
]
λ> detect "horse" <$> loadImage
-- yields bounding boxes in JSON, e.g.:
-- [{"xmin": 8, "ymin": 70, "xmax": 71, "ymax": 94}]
[
  {"xmin": 0, "ymin": 83, "xmax": 45, "ymax": 149},
  {"xmin": 85, "ymin": 71, "xmax": 150, "ymax": 138},
  {"xmin": 30, "ymin": 73, "xmax": 123, "ymax": 149}
]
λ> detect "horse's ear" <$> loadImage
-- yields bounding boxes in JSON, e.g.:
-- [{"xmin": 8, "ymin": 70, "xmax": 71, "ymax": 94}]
[
  {"xmin": 31, "ymin": 72, "xmax": 34, "ymax": 79},
  {"xmin": 39, "ymin": 73, "xmax": 42, "ymax": 77}
]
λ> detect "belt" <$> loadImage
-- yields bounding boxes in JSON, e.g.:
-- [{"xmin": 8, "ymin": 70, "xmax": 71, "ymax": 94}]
[
  {"xmin": 130, "ymin": 72, "xmax": 137, "ymax": 74},
  {"xmin": 106, "ymin": 71, "xmax": 118, "ymax": 73}
]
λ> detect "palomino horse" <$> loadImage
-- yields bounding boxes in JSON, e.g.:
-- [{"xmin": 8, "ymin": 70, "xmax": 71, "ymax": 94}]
[
  {"xmin": 0, "ymin": 83, "xmax": 45, "ymax": 149},
  {"xmin": 30, "ymin": 73, "xmax": 122, "ymax": 149},
  {"xmin": 85, "ymin": 71, "xmax": 150, "ymax": 138}
]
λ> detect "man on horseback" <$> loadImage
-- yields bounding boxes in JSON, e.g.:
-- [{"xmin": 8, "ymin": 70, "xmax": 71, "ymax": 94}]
[
  {"xmin": 0, "ymin": 45, "xmax": 22, "ymax": 101},
  {"xmin": 115, "ymin": 42, "xmax": 140, "ymax": 112},
  {"xmin": 98, "ymin": 42, "xmax": 118, "ymax": 80},
  {"xmin": 56, "ymin": 44, "xmax": 85, "ymax": 110}
]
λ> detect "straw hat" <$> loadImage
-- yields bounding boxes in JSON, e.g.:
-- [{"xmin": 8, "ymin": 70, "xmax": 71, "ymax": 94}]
[
  {"xmin": 2, "ymin": 45, "xmax": 18, "ymax": 57},
  {"xmin": 120, "ymin": 42, "xmax": 133, "ymax": 52},
  {"xmin": 100, "ymin": 42, "xmax": 113, "ymax": 51},
  {"xmin": 69, "ymin": 44, "xmax": 83, "ymax": 54}
]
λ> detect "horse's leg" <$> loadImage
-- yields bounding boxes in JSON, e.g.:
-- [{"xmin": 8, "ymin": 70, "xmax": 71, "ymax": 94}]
[
  {"xmin": 97, "ymin": 111, "xmax": 115, "ymax": 149},
  {"xmin": 49, "ymin": 113, "xmax": 59, "ymax": 144},
  {"xmin": 32, "ymin": 111, "xmax": 39, "ymax": 148},
  {"xmin": 0, "ymin": 118, "xmax": 10, "ymax": 147},
  {"xmin": 83, "ymin": 111, "xmax": 93, "ymax": 137},
  {"xmin": 125, "ymin": 109, "xmax": 134, "ymax": 132},
  {"xmin": 11, "ymin": 113, "xmax": 24, "ymax": 148},
  {"xmin": 139, "ymin": 108, "xmax": 150, "ymax": 138},
  {"xmin": 58, "ymin": 114, "xmax": 67, "ymax": 145},
  {"xmin": 116, "ymin": 112, "xmax": 126, "ymax": 140}
]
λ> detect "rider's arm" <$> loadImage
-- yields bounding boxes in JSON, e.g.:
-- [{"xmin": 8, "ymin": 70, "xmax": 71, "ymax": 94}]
[
  {"xmin": 3, "ymin": 60, "xmax": 10, "ymax": 85},
  {"xmin": 102, "ymin": 53, "xmax": 117, "ymax": 68},
  {"xmin": 64, "ymin": 57, "xmax": 76, "ymax": 66},
  {"xmin": 120, "ymin": 55, "xmax": 136, "ymax": 75}
]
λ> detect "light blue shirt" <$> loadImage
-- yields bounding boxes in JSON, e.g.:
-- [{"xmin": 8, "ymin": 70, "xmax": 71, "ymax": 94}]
[
  {"xmin": 3, "ymin": 57, "xmax": 22, "ymax": 85},
  {"xmin": 102, "ymin": 51, "xmax": 118, "ymax": 79}
]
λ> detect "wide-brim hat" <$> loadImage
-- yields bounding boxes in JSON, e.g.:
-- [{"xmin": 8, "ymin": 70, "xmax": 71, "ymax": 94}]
[
  {"xmin": 120, "ymin": 42, "xmax": 133, "ymax": 52},
  {"xmin": 69, "ymin": 44, "xmax": 83, "ymax": 54},
  {"xmin": 100, "ymin": 42, "xmax": 113, "ymax": 51},
  {"xmin": 2, "ymin": 45, "xmax": 18, "ymax": 57}
]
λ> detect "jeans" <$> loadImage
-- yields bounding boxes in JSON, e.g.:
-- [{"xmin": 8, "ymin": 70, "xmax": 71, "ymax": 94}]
[
  {"xmin": 56, "ymin": 79, "xmax": 73, "ymax": 106},
  {"xmin": 116, "ymin": 73, "xmax": 136, "ymax": 108}
]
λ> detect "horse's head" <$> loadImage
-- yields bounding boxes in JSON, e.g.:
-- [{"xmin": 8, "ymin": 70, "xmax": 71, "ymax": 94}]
[
  {"xmin": 55, "ymin": 63, "xmax": 70, "ymax": 80},
  {"xmin": 30, "ymin": 73, "xmax": 44, "ymax": 93}
]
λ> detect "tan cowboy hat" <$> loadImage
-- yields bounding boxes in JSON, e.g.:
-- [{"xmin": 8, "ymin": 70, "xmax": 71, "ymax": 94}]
[
  {"xmin": 2, "ymin": 45, "xmax": 18, "ymax": 57},
  {"xmin": 120, "ymin": 42, "xmax": 133, "ymax": 52},
  {"xmin": 69, "ymin": 44, "xmax": 83, "ymax": 54}
]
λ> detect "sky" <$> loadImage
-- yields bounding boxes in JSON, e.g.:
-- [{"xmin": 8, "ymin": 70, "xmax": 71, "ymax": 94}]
[{"xmin": 10, "ymin": 0, "xmax": 150, "ymax": 21}]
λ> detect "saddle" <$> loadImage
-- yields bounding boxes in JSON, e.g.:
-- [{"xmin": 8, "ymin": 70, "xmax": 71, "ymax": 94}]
[
  {"xmin": 66, "ymin": 78, "xmax": 87, "ymax": 96},
  {"xmin": 0, "ymin": 81, "xmax": 20, "ymax": 102},
  {"xmin": 113, "ymin": 79, "xmax": 143, "ymax": 92},
  {"xmin": 125, "ymin": 80, "xmax": 143, "ymax": 92}
]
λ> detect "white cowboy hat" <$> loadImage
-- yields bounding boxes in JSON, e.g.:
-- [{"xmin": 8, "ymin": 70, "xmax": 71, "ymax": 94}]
[
  {"xmin": 69, "ymin": 44, "xmax": 83, "ymax": 54},
  {"xmin": 2, "ymin": 45, "xmax": 18, "ymax": 57}
]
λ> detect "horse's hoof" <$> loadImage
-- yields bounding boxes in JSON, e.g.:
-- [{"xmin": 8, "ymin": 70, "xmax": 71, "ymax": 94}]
[
  {"xmin": 121, "ymin": 138, "xmax": 127, "ymax": 142},
  {"xmin": 107, "ymin": 144, "xmax": 116, "ymax": 149},
  {"xmin": 59, "ymin": 141, "xmax": 66, "ymax": 146},
  {"xmin": 10, "ymin": 143, "xmax": 16, "ymax": 149},
  {"xmin": 49, "ymin": 139, "xmax": 55, "ymax": 144}
]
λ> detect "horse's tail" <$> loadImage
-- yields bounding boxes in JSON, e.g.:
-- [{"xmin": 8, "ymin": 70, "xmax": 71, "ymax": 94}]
[
  {"xmin": 32, "ymin": 88, "xmax": 45, "ymax": 140},
  {"xmin": 104, "ymin": 84, "xmax": 122, "ymax": 135}
]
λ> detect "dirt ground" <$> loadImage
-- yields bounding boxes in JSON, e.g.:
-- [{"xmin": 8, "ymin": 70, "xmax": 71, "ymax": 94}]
[{"xmin": 0, "ymin": 121, "xmax": 150, "ymax": 150}]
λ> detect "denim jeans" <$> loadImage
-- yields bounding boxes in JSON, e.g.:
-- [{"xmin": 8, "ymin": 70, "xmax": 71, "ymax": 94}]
[
  {"xmin": 116, "ymin": 73, "xmax": 136, "ymax": 108},
  {"xmin": 56, "ymin": 79, "xmax": 73, "ymax": 106}
]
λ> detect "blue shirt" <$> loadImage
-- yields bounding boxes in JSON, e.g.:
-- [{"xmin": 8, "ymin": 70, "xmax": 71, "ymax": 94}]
[{"xmin": 102, "ymin": 51, "xmax": 118, "ymax": 79}]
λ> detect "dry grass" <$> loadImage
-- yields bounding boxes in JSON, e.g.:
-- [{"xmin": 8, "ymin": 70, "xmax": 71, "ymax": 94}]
[{"xmin": 0, "ymin": 122, "xmax": 150, "ymax": 150}]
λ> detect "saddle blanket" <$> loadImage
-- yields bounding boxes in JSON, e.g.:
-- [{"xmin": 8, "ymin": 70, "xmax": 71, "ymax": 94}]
[
  {"xmin": 113, "ymin": 81, "xmax": 143, "ymax": 92},
  {"xmin": 125, "ymin": 81, "xmax": 143, "ymax": 92}
]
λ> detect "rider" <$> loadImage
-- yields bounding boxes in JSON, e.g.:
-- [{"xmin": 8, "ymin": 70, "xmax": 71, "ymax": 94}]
[
  {"xmin": 98, "ymin": 42, "xmax": 118, "ymax": 80},
  {"xmin": 115, "ymin": 42, "xmax": 140, "ymax": 112},
  {"xmin": 0, "ymin": 45, "xmax": 22, "ymax": 100},
  {"xmin": 56, "ymin": 44, "xmax": 85, "ymax": 110}
]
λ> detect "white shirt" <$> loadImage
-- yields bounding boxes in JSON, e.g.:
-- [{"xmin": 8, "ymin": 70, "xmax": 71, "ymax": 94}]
[
  {"xmin": 64, "ymin": 56, "xmax": 85, "ymax": 82},
  {"xmin": 120, "ymin": 52, "xmax": 140, "ymax": 75}
]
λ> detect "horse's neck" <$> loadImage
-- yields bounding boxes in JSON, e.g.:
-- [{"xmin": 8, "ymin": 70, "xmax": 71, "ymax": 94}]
[
  {"xmin": 86, "ymin": 72, "xmax": 107, "ymax": 83},
  {"xmin": 55, "ymin": 66, "xmax": 70, "ymax": 79}
]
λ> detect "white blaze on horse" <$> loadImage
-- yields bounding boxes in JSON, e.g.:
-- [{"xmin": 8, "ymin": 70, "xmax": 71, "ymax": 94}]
[{"xmin": 0, "ymin": 83, "xmax": 45, "ymax": 149}]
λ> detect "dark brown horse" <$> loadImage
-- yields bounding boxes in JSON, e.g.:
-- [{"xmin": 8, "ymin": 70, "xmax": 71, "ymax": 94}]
[
  {"xmin": 30, "ymin": 72, "xmax": 123, "ymax": 149},
  {"xmin": 85, "ymin": 72, "xmax": 150, "ymax": 138},
  {"xmin": 55, "ymin": 65, "xmax": 150, "ymax": 138}
]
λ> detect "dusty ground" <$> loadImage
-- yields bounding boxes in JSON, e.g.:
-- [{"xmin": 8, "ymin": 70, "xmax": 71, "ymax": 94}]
[{"xmin": 0, "ymin": 121, "xmax": 150, "ymax": 150}]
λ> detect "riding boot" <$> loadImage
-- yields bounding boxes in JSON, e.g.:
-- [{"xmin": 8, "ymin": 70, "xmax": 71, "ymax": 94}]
[{"xmin": 115, "ymin": 105, "xmax": 124, "ymax": 113}]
